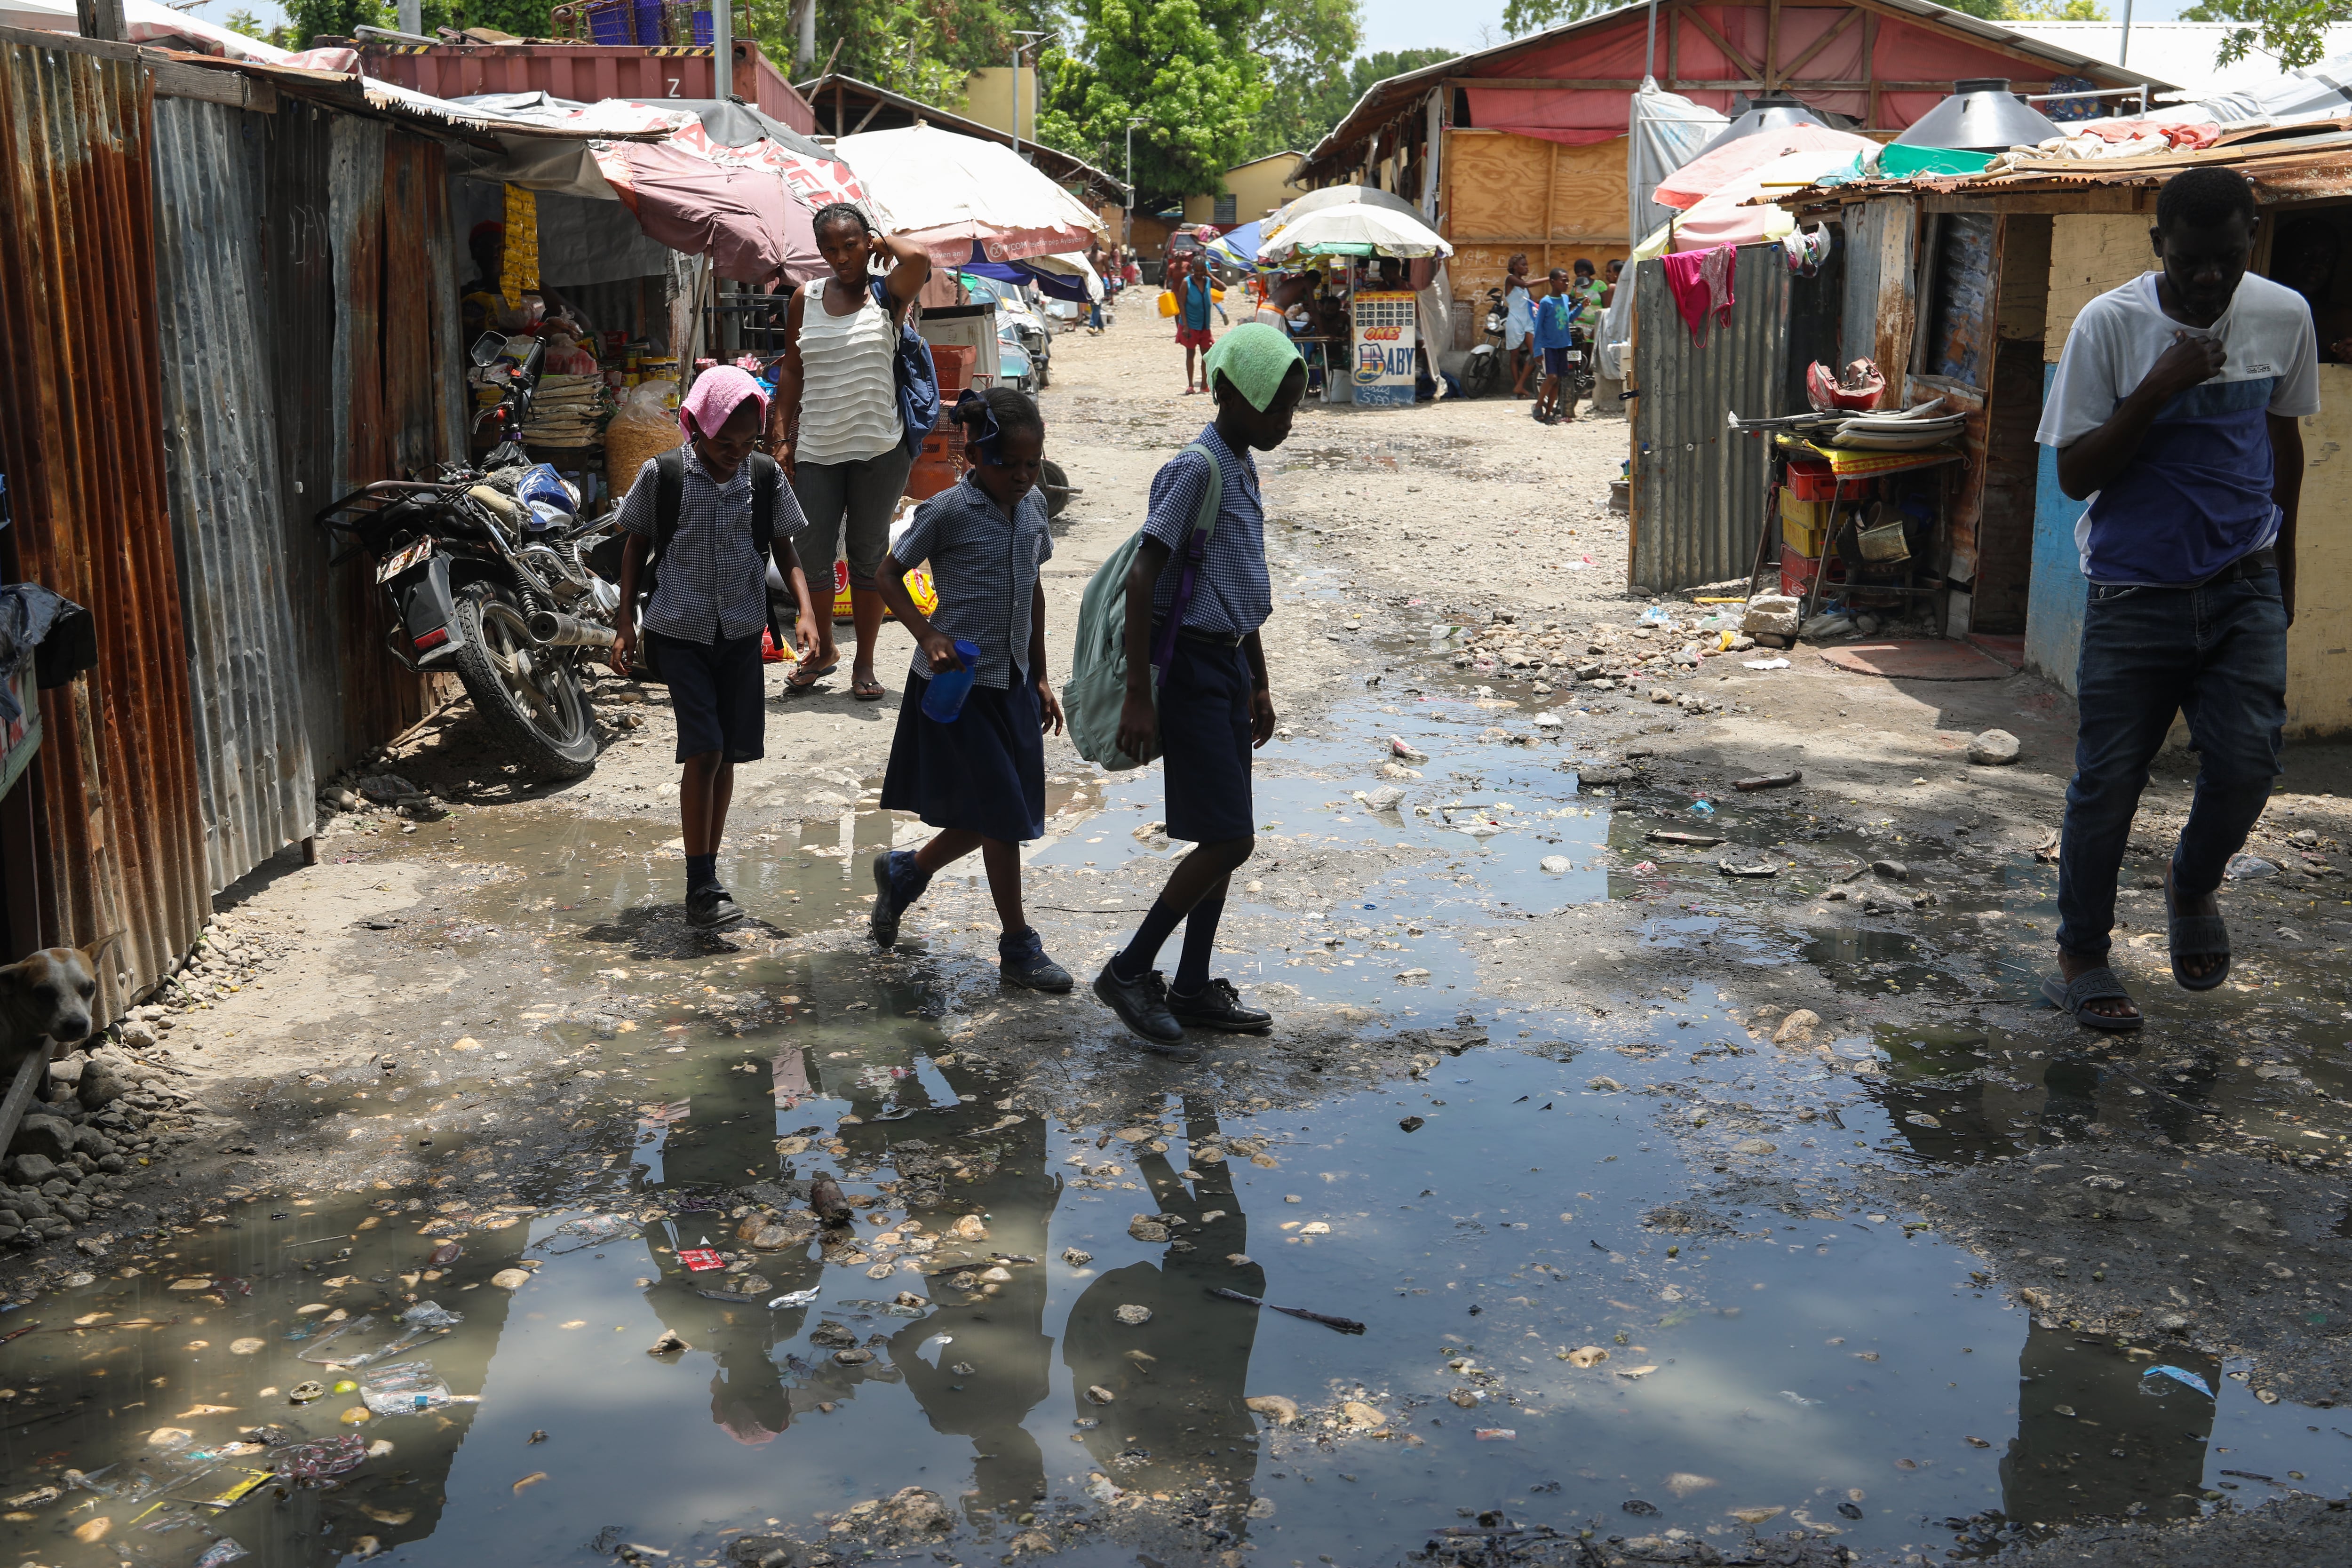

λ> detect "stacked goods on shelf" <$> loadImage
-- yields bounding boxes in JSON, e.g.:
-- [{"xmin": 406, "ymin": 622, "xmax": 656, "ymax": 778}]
[{"xmin": 523, "ymin": 374, "xmax": 612, "ymax": 448}]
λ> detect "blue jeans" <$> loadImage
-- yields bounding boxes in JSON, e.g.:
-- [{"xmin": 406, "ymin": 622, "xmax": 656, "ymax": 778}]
[{"xmin": 2055, "ymin": 569, "xmax": 2286, "ymax": 960}]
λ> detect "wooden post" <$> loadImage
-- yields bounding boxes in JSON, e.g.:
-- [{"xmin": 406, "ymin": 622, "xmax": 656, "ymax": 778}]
[
  {"xmin": 1543, "ymin": 139, "xmax": 1559, "ymax": 276},
  {"xmin": 75, "ymin": 0, "xmax": 126, "ymax": 41},
  {"xmin": 1766, "ymin": 0, "xmax": 1781, "ymax": 92},
  {"xmin": 1864, "ymin": 13, "xmax": 1880, "ymax": 130}
]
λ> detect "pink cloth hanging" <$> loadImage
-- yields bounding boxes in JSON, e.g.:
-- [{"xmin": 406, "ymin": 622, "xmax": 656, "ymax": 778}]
[{"xmin": 1660, "ymin": 245, "xmax": 1737, "ymax": 346}]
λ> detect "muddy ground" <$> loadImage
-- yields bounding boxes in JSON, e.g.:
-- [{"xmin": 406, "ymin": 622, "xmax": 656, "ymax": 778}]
[{"xmin": 2, "ymin": 303, "xmax": 2349, "ymax": 1568}]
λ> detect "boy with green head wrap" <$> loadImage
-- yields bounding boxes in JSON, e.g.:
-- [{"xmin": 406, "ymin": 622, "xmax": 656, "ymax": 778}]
[{"xmin": 1092, "ymin": 324, "xmax": 1308, "ymax": 1057}]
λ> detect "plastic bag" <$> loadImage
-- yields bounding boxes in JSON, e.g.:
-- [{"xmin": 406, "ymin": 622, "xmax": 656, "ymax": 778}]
[
  {"xmin": 358, "ymin": 1360, "xmax": 452, "ymax": 1416},
  {"xmin": 402, "ymin": 1301, "xmax": 463, "ymax": 1329}
]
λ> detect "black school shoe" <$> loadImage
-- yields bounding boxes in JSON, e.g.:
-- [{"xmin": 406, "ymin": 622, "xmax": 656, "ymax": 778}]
[
  {"xmin": 1167, "ymin": 978, "xmax": 1272, "ymax": 1033},
  {"xmin": 1091, "ymin": 963, "xmax": 1198, "ymax": 1060},
  {"xmin": 868, "ymin": 850, "xmax": 932, "ymax": 947},
  {"xmin": 686, "ymin": 885, "xmax": 746, "ymax": 929},
  {"xmin": 999, "ymin": 928, "xmax": 1073, "ymax": 992}
]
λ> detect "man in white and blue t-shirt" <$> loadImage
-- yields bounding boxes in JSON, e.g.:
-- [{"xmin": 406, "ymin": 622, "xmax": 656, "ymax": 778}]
[{"xmin": 2035, "ymin": 167, "xmax": 2318, "ymax": 1031}]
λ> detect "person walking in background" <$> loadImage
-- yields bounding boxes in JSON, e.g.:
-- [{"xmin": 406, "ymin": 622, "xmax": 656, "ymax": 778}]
[
  {"xmin": 770, "ymin": 201, "xmax": 931, "ymax": 703},
  {"xmin": 1093, "ymin": 325, "xmax": 1305, "ymax": 1059},
  {"xmin": 1175, "ymin": 256, "xmax": 1216, "ymax": 394},
  {"xmin": 1530, "ymin": 267, "xmax": 1578, "ymax": 425},
  {"xmin": 2034, "ymin": 166, "xmax": 2316, "ymax": 1031},
  {"xmin": 1570, "ymin": 258, "xmax": 1608, "ymax": 318},
  {"xmin": 866, "ymin": 388, "xmax": 1072, "ymax": 991},
  {"xmin": 610, "ymin": 367, "xmax": 819, "ymax": 929},
  {"xmin": 1503, "ymin": 253, "xmax": 1534, "ymax": 398},
  {"xmin": 1601, "ymin": 257, "xmax": 1625, "ymax": 309}
]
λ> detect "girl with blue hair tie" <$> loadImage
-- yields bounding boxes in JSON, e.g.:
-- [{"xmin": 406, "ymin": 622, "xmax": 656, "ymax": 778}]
[{"xmin": 866, "ymin": 388, "xmax": 1072, "ymax": 991}]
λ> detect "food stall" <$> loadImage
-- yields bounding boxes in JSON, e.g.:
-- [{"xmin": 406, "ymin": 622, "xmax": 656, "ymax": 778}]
[{"xmin": 1254, "ymin": 188, "xmax": 1452, "ymax": 406}]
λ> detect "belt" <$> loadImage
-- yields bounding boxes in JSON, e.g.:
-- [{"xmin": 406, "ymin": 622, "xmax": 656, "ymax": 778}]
[
  {"xmin": 2203, "ymin": 546, "xmax": 2277, "ymax": 586},
  {"xmin": 1171, "ymin": 626, "xmax": 1244, "ymax": 649}
]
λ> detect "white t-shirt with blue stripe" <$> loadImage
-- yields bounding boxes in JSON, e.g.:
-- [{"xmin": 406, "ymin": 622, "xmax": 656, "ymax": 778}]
[{"xmin": 2037, "ymin": 271, "xmax": 2319, "ymax": 586}]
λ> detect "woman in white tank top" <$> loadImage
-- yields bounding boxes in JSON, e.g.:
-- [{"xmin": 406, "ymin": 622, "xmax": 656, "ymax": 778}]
[{"xmin": 772, "ymin": 203, "xmax": 932, "ymax": 699}]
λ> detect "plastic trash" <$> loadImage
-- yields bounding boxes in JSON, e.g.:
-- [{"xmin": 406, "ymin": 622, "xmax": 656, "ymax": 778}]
[
  {"xmin": 401, "ymin": 1301, "xmax": 463, "ymax": 1329},
  {"xmin": 2141, "ymin": 1364, "xmax": 2215, "ymax": 1398},
  {"xmin": 919, "ymin": 637, "xmax": 984, "ymax": 723},
  {"xmin": 194, "ymin": 1539, "xmax": 250, "ymax": 1567},
  {"xmin": 274, "ymin": 1434, "xmax": 369, "ymax": 1480},
  {"xmin": 295, "ymin": 1315, "xmax": 376, "ymax": 1364},
  {"xmin": 1690, "ymin": 799, "xmax": 1715, "ymax": 816},
  {"xmin": 358, "ymin": 1360, "xmax": 452, "ymax": 1416},
  {"xmin": 1741, "ymin": 657, "xmax": 1792, "ymax": 670},
  {"xmin": 2225, "ymin": 854, "xmax": 2279, "ymax": 881},
  {"xmin": 1638, "ymin": 605, "xmax": 1672, "ymax": 626}
]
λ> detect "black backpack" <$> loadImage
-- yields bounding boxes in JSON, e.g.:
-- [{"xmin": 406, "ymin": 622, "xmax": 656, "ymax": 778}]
[{"xmin": 614, "ymin": 446, "xmax": 787, "ymax": 679}]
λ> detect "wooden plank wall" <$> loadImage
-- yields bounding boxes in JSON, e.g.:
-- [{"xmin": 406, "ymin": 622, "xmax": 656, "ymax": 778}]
[{"xmin": 1444, "ymin": 128, "xmax": 1630, "ymax": 348}]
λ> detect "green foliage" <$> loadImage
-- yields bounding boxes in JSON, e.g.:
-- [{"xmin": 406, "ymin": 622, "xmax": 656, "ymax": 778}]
[
  {"xmin": 283, "ymin": 0, "xmax": 556, "ymax": 47},
  {"xmin": 1243, "ymin": 0, "xmax": 1362, "ymax": 157},
  {"xmin": 1255, "ymin": 46, "xmax": 1454, "ymax": 160},
  {"xmin": 1997, "ymin": 0, "xmax": 2110, "ymax": 18},
  {"xmin": 740, "ymin": 1, "xmax": 1029, "ymax": 106},
  {"xmin": 1497, "ymin": 0, "xmax": 1614, "ymax": 38},
  {"xmin": 224, "ymin": 7, "xmax": 299, "ymax": 46},
  {"xmin": 2182, "ymin": 0, "xmax": 2345, "ymax": 69},
  {"xmin": 1036, "ymin": 0, "xmax": 1267, "ymax": 201}
]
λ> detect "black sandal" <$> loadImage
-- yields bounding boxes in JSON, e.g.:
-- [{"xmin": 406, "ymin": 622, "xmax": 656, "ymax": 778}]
[
  {"xmin": 2163, "ymin": 871, "xmax": 2231, "ymax": 992},
  {"xmin": 2040, "ymin": 967, "xmax": 2144, "ymax": 1032}
]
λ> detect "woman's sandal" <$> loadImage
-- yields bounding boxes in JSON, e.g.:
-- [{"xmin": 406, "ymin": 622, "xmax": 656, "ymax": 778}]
[
  {"xmin": 2164, "ymin": 872, "xmax": 2231, "ymax": 992},
  {"xmin": 2041, "ymin": 967, "xmax": 2143, "ymax": 1032},
  {"xmin": 851, "ymin": 677, "xmax": 887, "ymax": 701},
  {"xmin": 785, "ymin": 659, "xmax": 839, "ymax": 694}
]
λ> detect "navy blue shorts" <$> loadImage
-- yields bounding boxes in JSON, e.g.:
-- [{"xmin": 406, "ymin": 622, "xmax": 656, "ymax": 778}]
[
  {"xmin": 1542, "ymin": 345, "xmax": 1571, "ymax": 377},
  {"xmin": 880, "ymin": 671, "xmax": 1046, "ymax": 843},
  {"xmin": 1157, "ymin": 636, "xmax": 1254, "ymax": 845},
  {"xmin": 652, "ymin": 630, "xmax": 765, "ymax": 764}
]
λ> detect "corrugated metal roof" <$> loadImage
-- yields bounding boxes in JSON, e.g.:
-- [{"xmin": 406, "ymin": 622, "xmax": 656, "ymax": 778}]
[
  {"xmin": 152, "ymin": 95, "xmax": 319, "ymax": 892},
  {"xmin": 1629, "ymin": 244, "xmax": 1792, "ymax": 592},
  {"xmin": 1781, "ymin": 119, "xmax": 2352, "ymax": 206},
  {"xmin": 0, "ymin": 37, "xmax": 210, "ymax": 1016},
  {"xmin": 1302, "ymin": 0, "xmax": 2177, "ymax": 182}
]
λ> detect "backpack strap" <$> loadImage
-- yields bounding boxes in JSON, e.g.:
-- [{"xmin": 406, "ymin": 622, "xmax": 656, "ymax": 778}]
[
  {"xmin": 653, "ymin": 445, "xmax": 685, "ymax": 560},
  {"xmin": 748, "ymin": 451, "xmax": 779, "ymax": 555},
  {"xmin": 1151, "ymin": 440, "xmax": 1224, "ymax": 675}
]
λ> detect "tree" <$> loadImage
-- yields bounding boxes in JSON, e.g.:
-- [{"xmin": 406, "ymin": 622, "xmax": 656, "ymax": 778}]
[
  {"xmin": 1035, "ymin": 0, "xmax": 1266, "ymax": 202},
  {"xmin": 1244, "ymin": 0, "xmax": 1361, "ymax": 157},
  {"xmin": 225, "ymin": 8, "xmax": 298, "ymax": 47},
  {"xmin": 283, "ymin": 0, "xmax": 558, "ymax": 47},
  {"xmin": 1497, "ymin": 0, "xmax": 1614, "ymax": 37},
  {"xmin": 1269, "ymin": 46, "xmax": 1454, "ymax": 157},
  {"xmin": 743, "ymin": 1, "xmax": 1032, "ymax": 107},
  {"xmin": 2181, "ymin": 0, "xmax": 2343, "ymax": 69}
]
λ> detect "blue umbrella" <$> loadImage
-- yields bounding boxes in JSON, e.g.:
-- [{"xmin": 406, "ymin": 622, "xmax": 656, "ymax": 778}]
[{"xmin": 1207, "ymin": 219, "xmax": 1263, "ymax": 269}]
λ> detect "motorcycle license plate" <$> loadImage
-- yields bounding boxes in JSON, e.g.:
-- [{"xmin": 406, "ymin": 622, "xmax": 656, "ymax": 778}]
[
  {"xmin": 377, "ymin": 536, "xmax": 433, "ymax": 583},
  {"xmin": 1563, "ymin": 350, "xmax": 1584, "ymax": 365}
]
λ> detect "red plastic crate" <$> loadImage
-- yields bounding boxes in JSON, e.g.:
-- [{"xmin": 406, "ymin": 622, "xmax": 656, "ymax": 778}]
[
  {"xmin": 1784, "ymin": 459, "xmax": 1873, "ymax": 504},
  {"xmin": 1780, "ymin": 543, "xmax": 1847, "ymax": 600}
]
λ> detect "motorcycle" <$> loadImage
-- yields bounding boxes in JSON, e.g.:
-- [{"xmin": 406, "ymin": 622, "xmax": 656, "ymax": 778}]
[
  {"xmin": 1462, "ymin": 286, "xmax": 1509, "ymax": 398},
  {"xmin": 312, "ymin": 331, "xmax": 618, "ymax": 780}
]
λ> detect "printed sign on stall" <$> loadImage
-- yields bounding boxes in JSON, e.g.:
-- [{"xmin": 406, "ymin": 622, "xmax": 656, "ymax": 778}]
[{"xmin": 1351, "ymin": 292, "xmax": 1418, "ymax": 407}]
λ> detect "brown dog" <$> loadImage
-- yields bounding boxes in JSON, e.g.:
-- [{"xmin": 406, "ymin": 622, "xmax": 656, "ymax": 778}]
[{"xmin": 0, "ymin": 937, "xmax": 122, "ymax": 1094}]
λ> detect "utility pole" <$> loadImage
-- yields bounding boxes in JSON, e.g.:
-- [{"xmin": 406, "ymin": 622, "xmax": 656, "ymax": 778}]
[
  {"xmin": 398, "ymin": 0, "xmax": 421, "ymax": 36},
  {"xmin": 1125, "ymin": 116, "xmax": 1149, "ymax": 252},
  {"xmin": 712, "ymin": 0, "xmax": 732, "ymax": 102},
  {"xmin": 795, "ymin": 0, "xmax": 816, "ymax": 66},
  {"xmin": 1011, "ymin": 30, "xmax": 1056, "ymax": 161}
]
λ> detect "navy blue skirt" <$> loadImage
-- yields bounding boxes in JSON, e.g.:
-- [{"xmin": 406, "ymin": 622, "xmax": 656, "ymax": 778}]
[
  {"xmin": 880, "ymin": 671, "xmax": 1047, "ymax": 843},
  {"xmin": 1158, "ymin": 637, "xmax": 1255, "ymax": 844}
]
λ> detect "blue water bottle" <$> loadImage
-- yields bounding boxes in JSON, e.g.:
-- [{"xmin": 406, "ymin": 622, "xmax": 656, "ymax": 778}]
[{"xmin": 920, "ymin": 638, "xmax": 983, "ymax": 723}]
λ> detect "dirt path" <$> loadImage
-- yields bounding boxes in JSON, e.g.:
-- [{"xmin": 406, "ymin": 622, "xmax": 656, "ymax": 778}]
[{"xmin": 3, "ymin": 303, "xmax": 2350, "ymax": 1568}]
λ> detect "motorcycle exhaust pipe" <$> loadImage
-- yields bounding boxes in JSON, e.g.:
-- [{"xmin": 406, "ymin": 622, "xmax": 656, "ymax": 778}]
[{"xmin": 526, "ymin": 610, "xmax": 617, "ymax": 650}]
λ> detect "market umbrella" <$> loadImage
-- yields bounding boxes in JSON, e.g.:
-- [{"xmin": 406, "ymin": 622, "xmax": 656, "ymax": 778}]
[
  {"xmin": 1650, "ymin": 125, "xmax": 1879, "ymax": 211},
  {"xmin": 1668, "ymin": 148, "xmax": 1864, "ymax": 252},
  {"xmin": 833, "ymin": 125, "xmax": 1104, "ymax": 265},
  {"xmin": 1255, "ymin": 201, "xmax": 1452, "ymax": 263},
  {"xmin": 1263, "ymin": 184, "xmax": 1421, "ymax": 232},
  {"xmin": 1206, "ymin": 219, "xmax": 1263, "ymax": 269}
]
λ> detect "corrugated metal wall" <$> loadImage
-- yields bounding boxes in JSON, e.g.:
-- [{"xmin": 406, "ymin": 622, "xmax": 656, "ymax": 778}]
[
  {"xmin": 152, "ymin": 96, "xmax": 318, "ymax": 892},
  {"xmin": 0, "ymin": 40, "xmax": 208, "ymax": 1015},
  {"xmin": 1628, "ymin": 244, "xmax": 1793, "ymax": 592}
]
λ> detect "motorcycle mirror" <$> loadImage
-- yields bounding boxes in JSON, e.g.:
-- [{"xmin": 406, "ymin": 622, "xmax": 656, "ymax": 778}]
[{"xmin": 470, "ymin": 333, "xmax": 508, "ymax": 368}]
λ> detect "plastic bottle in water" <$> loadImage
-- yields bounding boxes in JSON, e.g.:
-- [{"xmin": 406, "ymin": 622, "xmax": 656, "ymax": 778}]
[{"xmin": 920, "ymin": 639, "xmax": 984, "ymax": 723}]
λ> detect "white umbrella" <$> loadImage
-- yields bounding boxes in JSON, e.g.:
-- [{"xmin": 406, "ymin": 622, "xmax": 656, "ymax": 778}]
[
  {"xmin": 833, "ymin": 125, "xmax": 1104, "ymax": 266},
  {"xmin": 1255, "ymin": 200, "xmax": 1452, "ymax": 263}
]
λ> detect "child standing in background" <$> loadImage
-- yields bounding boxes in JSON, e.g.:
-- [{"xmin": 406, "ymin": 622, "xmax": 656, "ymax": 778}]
[
  {"xmin": 1093, "ymin": 324, "xmax": 1306, "ymax": 1061},
  {"xmin": 1531, "ymin": 268, "xmax": 1578, "ymax": 425},
  {"xmin": 866, "ymin": 388, "xmax": 1073, "ymax": 992}
]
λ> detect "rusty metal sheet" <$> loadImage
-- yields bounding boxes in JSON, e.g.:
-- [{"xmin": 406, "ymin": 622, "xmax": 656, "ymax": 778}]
[
  {"xmin": 151, "ymin": 95, "xmax": 319, "ymax": 891},
  {"xmin": 358, "ymin": 41, "xmax": 817, "ymax": 134},
  {"xmin": 0, "ymin": 38, "xmax": 207, "ymax": 1015},
  {"xmin": 1629, "ymin": 244, "xmax": 1794, "ymax": 593}
]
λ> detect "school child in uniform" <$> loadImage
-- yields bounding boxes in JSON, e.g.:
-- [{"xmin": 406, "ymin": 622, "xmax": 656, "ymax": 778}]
[
  {"xmin": 1092, "ymin": 323, "xmax": 1306, "ymax": 1060},
  {"xmin": 865, "ymin": 388, "xmax": 1073, "ymax": 991}
]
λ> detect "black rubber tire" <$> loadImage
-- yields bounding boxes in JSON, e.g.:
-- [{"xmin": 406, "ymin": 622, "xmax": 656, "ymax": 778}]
[
  {"xmin": 448, "ymin": 585, "xmax": 600, "ymax": 779},
  {"xmin": 1041, "ymin": 458, "xmax": 1070, "ymax": 519},
  {"xmin": 1462, "ymin": 350, "xmax": 1502, "ymax": 399}
]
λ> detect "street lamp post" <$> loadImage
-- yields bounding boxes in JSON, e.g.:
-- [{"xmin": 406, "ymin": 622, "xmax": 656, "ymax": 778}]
[{"xmin": 1124, "ymin": 117, "xmax": 1148, "ymax": 252}]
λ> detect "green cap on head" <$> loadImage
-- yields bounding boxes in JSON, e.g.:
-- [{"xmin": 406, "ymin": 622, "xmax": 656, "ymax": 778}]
[{"xmin": 1203, "ymin": 322, "xmax": 1305, "ymax": 411}]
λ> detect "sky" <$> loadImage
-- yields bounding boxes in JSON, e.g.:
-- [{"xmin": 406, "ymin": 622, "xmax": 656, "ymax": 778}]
[{"xmin": 192, "ymin": 0, "xmax": 2209, "ymax": 61}]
